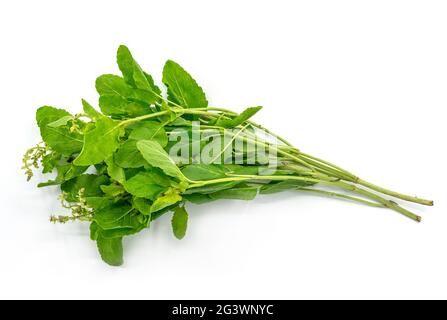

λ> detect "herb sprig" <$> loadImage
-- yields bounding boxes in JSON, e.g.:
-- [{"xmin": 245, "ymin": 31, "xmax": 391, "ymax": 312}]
[{"xmin": 24, "ymin": 45, "xmax": 433, "ymax": 266}]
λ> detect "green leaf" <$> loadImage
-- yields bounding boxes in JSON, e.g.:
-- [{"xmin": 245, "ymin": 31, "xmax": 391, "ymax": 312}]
[
  {"xmin": 100, "ymin": 223, "xmax": 145, "ymax": 238},
  {"xmin": 96, "ymin": 235, "xmax": 123, "ymax": 266},
  {"xmin": 94, "ymin": 203, "xmax": 133, "ymax": 229},
  {"xmin": 132, "ymin": 197, "xmax": 152, "ymax": 216},
  {"xmin": 47, "ymin": 115, "xmax": 73, "ymax": 128},
  {"xmin": 162, "ymin": 60, "xmax": 208, "ymax": 108},
  {"xmin": 117, "ymin": 45, "xmax": 139, "ymax": 87},
  {"xmin": 73, "ymin": 116, "xmax": 123, "ymax": 166},
  {"xmin": 114, "ymin": 140, "xmax": 147, "ymax": 168},
  {"xmin": 36, "ymin": 106, "xmax": 83, "ymax": 156},
  {"xmin": 171, "ymin": 206, "xmax": 188, "ymax": 240},
  {"xmin": 100, "ymin": 184, "xmax": 125, "ymax": 198},
  {"xmin": 94, "ymin": 202, "xmax": 147, "ymax": 238},
  {"xmin": 105, "ymin": 156, "xmax": 126, "ymax": 184},
  {"xmin": 260, "ymin": 180, "xmax": 316, "ymax": 195},
  {"xmin": 61, "ymin": 174, "xmax": 110, "ymax": 201},
  {"xmin": 151, "ymin": 204, "xmax": 180, "ymax": 221},
  {"xmin": 82, "ymin": 99, "xmax": 102, "ymax": 121},
  {"xmin": 209, "ymin": 184, "xmax": 259, "ymax": 200},
  {"xmin": 117, "ymin": 45, "xmax": 161, "ymax": 98},
  {"xmin": 150, "ymin": 189, "xmax": 182, "ymax": 213},
  {"xmin": 137, "ymin": 140, "xmax": 185, "ymax": 181},
  {"xmin": 128, "ymin": 121, "xmax": 168, "ymax": 147},
  {"xmin": 183, "ymin": 194, "xmax": 216, "ymax": 205},
  {"xmin": 38, "ymin": 163, "xmax": 88, "ymax": 187},
  {"xmin": 123, "ymin": 172, "xmax": 165, "ymax": 200},
  {"xmin": 96, "ymin": 74, "xmax": 154, "ymax": 118},
  {"xmin": 181, "ymin": 164, "xmax": 227, "ymax": 181},
  {"xmin": 41, "ymin": 152, "xmax": 62, "ymax": 174},
  {"xmin": 124, "ymin": 167, "xmax": 145, "ymax": 180},
  {"xmin": 215, "ymin": 106, "xmax": 262, "ymax": 128},
  {"xmin": 90, "ymin": 222, "xmax": 99, "ymax": 241},
  {"xmin": 86, "ymin": 197, "xmax": 114, "ymax": 210}
]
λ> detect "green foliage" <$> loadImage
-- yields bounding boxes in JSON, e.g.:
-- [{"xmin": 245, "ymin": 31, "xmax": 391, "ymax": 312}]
[
  {"xmin": 117, "ymin": 45, "xmax": 161, "ymax": 98},
  {"xmin": 36, "ymin": 106, "xmax": 83, "ymax": 155},
  {"xmin": 82, "ymin": 99, "xmax": 102, "ymax": 121},
  {"xmin": 61, "ymin": 174, "xmax": 110, "ymax": 202},
  {"xmin": 181, "ymin": 164, "xmax": 227, "ymax": 181},
  {"xmin": 128, "ymin": 121, "xmax": 168, "ymax": 147},
  {"xmin": 74, "ymin": 116, "xmax": 123, "ymax": 166},
  {"xmin": 114, "ymin": 140, "xmax": 147, "ymax": 168},
  {"xmin": 150, "ymin": 189, "xmax": 182, "ymax": 213},
  {"xmin": 96, "ymin": 235, "xmax": 124, "ymax": 266},
  {"xmin": 162, "ymin": 60, "xmax": 208, "ymax": 108},
  {"xmin": 209, "ymin": 184, "xmax": 259, "ymax": 200},
  {"xmin": 137, "ymin": 140, "xmax": 185, "ymax": 181},
  {"xmin": 105, "ymin": 156, "xmax": 126, "ymax": 184},
  {"xmin": 24, "ymin": 44, "xmax": 432, "ymax": 266},
  {"xmin": 171, "ymin": 206, "xmax": 188, "ymax": 240},
  {"xmin": 260, "ymin": 180, "xmax": 316, "ymax": 195},
  {"xmin": 123, "ymin": 171, "xmax": 166, "ymax": 200}
]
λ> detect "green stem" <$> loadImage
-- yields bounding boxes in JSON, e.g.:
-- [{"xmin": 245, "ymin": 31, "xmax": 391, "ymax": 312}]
[
  {"xmin": 297, "ymin": 188, "xmax": 385, "ymax": 208},
  {"xmin": 299, "ymin": 153, "xmax": 433, "ymax": 206},
  {"xmin": 206, "ymin": 107, "xmax": 295, "ymax": 146},
  {"xmin": 189, "ymin": 175, "xmax": 326, "ymax": 188},
  {"xmin": 188, "ymin": 174, "xmax": 422, "ymax": 222},
  {"xmin": 119, "ymin": 105, "xmax": 433, "ymax": 208},
  {"xmin": 299, "ymin": 152, "xmax": 358, "ymax": 180},
  {"xmin": 216, "ymin": 108, "xmax": 434, "ymax": 207},
  {"xmin": 120, "ymin": 110, "xmax": 170, "ymax": 127},
  {"xmin": 293, "ymin": 155, "xmax": 354, "ymax": 181},
  {"xmin": 329, "ymin": 181, "xmax": 422, "ymax": 222},
  {"xmin": 356, "ymin": 178, "xmax": 433, "ymax": 206}
]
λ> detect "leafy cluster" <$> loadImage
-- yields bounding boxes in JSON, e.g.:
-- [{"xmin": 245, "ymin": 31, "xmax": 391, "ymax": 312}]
[{"xmin": 25, "ymin": 45, "xmax": 433, "ymax": 266}]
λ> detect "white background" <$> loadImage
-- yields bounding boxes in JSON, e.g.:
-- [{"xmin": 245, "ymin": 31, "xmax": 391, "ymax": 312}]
[{"xmin": 0, "ymin": 0, "xmax": 446, "ymax": 300}]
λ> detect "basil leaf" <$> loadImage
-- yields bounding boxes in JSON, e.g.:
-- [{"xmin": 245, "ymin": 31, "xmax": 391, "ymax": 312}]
[
  {"xmin": 151, "ymin": 190, "xmax": 182, "ymax": 213},
  {"xmin": 132, "ymin": 197, "xmax": 152, "ymax": 216},
  {"xmin": 104, "ymin": 156, "xmax": 126, "ymax": 184},
  {"xmin": 96, "ymin": 74, "xmax": 154, "ymax": 118},
  {"xmin": 74, "ymin": 117, "xmax": 123, "ymax": 166},
  {"xmin": 94, "ymin": 203, "xmax": 133, "ymax": 229},
  {"xmin": 209, "ymin": 184, "xmax": 259, "ymax": 200},
  {"xmin": 171, "ymin": 206, "xmax": 188, "ymax": 240},
  {"xmin": 123, "ymin": 172, "xmax": 166, "ymax": 200},
  {"xmin": 38, "ymin": 163, "xmax": 88, "ymax": 188},
  {"xmin": 128, "ymin": 121, "xmax": 168, "ymax": 148},
  {"xmin": 162, "ymin": 60, "xmax": 208, "ymax": 108},
  {"xmin": 181, "ymin": 164, "xmax": 227, "ymax": 181},
  {"xmin": 182, "ymin": 194, "xmax": 216, "ymax": 205},
  {"xmin": 96, "ymin": 235, "xmax": 123, "ymax": 266},
  {"xmin": 100, "ymin": 184, "xmax": 125, "ymax": 198},
  {"xmin": 82, "ymin": 99, "xmax": 103, "ymax": 121},
  {"xmin": 61, "ymin": 174, "xmax": 110, "ymax": 201},
  {"xmin": 137, "ymin": 140, "xmax": 185, "ymax": 181},
  {"xmin": 117, "ymin": 45, "xmax": 161, "ymax": 99},
  {"xmin": 114, "ymin": 140, "xmax": 147, "ymax": 168},
  {"xmin": 36, "ymin": 106, "xmax": 83, "ymax": 156}
]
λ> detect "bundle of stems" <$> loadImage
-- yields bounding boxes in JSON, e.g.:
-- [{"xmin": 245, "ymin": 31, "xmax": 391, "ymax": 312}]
[
  {"xmin": 25, "ymin": 45, "xmax": 433, "ymax": 266},
  {"xmin": 128, "ymin": 104, "xmax": 432, "ymax": 222}
]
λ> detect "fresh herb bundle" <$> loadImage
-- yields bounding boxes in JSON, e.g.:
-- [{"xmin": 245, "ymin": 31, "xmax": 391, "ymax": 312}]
[{"xmin": 23, "ymin": 45, "xmax": 433, "ymax": 266}]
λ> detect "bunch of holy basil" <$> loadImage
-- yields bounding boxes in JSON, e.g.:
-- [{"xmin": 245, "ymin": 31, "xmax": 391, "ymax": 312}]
[{"xmin": 23, "ymin": 45, "xmax": 433, "ymax": 266}]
